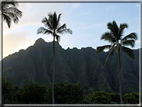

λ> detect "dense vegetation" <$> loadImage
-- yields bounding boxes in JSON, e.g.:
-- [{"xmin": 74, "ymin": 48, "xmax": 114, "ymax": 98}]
[
  {"xmin": 3, "ymin": 77, "xmax": 139, "ymax": 104},
  {"xmin": 3, "ymin": 38, "xmax": 139, "ymax": 94}
]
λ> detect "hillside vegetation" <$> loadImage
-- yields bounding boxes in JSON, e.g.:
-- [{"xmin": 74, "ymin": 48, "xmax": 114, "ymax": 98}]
[{"xmin": 3, "ymin": 38, "xmax": 139, "ymax": 94}]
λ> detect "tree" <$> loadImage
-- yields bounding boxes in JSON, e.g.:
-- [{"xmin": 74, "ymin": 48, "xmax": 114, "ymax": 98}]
[
  {"xmin": 2, "ymin": 77, "xmax": 15, "ymax": 103},
  {"xmin": 20, "ymin": 81, "xmax": 47, "ymax": 104},
  {"xmin": 109, "ymin": 93, "xmax": 120, "ymax": 103},
  {"xmin": 91, "ymin": 91, "xmax": 111, "ymax": 104},
  {"xmin": 44, "ymin": 81, "xmax": 84, "ymax": 104},
  {"xmin": 37, "ymin": 12, "xmax": 72, "ymax": 104},
  {"xmin": 96, "ymin": 20, "xmax": 137, "ymax": 104},
  {"xmin": 123, "ymin": 92, "xmax": 139, "ymax": 104},
  {"xmin": 1, "ymin": 0, "xmax": 22, "ymax": 28}
]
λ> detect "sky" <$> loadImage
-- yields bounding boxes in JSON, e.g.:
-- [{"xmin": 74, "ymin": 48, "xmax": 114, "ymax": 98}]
[{"xmin": 1, "ymin": 0, "xmax": 141, "ymax": 58}]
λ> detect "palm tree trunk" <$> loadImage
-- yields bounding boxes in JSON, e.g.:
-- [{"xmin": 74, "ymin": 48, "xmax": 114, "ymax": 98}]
[
  {"xmin": 118, "ymin": 49, "xmax": 123, "ymax": 104},
  {"xmin": 52, "ymin": 36, "xmax": 55, "ymax": 104}
]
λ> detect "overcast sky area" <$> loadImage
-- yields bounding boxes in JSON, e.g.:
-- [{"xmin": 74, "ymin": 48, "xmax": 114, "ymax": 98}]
[{"xmin": 2, "ymin": 0, "xmax": 141, "ymax": 58}]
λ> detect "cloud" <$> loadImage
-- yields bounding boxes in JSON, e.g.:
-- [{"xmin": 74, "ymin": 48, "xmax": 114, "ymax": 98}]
[
  {"xmin": 3, "ymin": 31, "xmax": 34, "ymax": 58},
  {"xmin": 2, "ymin": 3, "xmax": 65, "ymax": 57},
  {"xmin": 3, "ymin": 3, "xmax": 64, "ymax": 30}
]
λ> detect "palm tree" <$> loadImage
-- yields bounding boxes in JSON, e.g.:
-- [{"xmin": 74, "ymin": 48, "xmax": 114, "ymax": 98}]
[
  {"xmin": 96, "ymin": 20, "xmax": 137, "ymax": 104},
  {"xmin": 0, "ymin": 0, "xmax": 22, "ymax": 28},
  {"xmin": 37, "ymin": 12, "xmax": 72, "ymax": 104}
]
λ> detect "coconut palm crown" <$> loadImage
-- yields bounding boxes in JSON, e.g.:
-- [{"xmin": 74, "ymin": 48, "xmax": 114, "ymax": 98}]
[
  {"xmin": 37, "ymin": 12, "xmax": 72, "ymax": 43},
  {"xmin": 97, "ymin": 20, "xmax": 137, "ymax": 65},
  {"xmin": 96, "ymin": 20, "xmax": 137, "ymax": 104},
  {"xmin": 1, "ymin": 0, "xmax": 22, "ymax": 28}
]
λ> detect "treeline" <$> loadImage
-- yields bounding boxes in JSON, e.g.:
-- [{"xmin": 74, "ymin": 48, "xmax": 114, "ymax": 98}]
[{"xmin": 3, "ymin": 77, "xmax": 139, "ymax": 104}]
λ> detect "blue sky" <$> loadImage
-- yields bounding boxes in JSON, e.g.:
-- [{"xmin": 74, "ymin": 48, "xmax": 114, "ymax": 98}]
[{"xmin": 2, "ymin": 1, "xmax": 141, "ymax": 58}]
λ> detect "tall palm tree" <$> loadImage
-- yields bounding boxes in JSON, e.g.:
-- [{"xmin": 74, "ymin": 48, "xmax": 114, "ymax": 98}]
[
  {"xmin": 96, "ymin": 20, "xmax": 137, "ymax": 104},
  {"xmin": 37, "ymin": 12, "xmax": 72, "ymax": 104},
  {"xmin": 0, "ymin": 0, "xmax": 22, "ymax": 28}
]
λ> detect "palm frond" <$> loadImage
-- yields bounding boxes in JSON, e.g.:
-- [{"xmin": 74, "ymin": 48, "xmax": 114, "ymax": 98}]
[
  {"xmin": 101, "ymin": 32, "xmax": 116, "ymax": 43},
  {"xmin": 96, "ymin": 45, "xmax": 112, "ymax": 54},
  {"xmin": 113, "ymin": 21, "xmax": 119, "ymax": 36},
  {"xmin": 57, "ymin": 24, "xmax": 66, "ymax": 32},
  {"xmin": 55, "ymin": 34, "xmax": 60, "ymax": 44},
  {"xmin": 121, "ymin": 46, "xmax": 135, "ymax": 60},
  {"xmin": 48, "ymin": 12, "xmax": 58, "ymax": 29},
  {"xmin": 37, "ymin": 27, "xmax": 53, "ymax": 35},
  {"xmin": 2, "ymin": 0, "xmax": 17, "ymax": 8},
  {"xmin": 42, "ymin": 17, "xmax": 53, "ymax": 30},
  {"xmin": 121, "ymin": 33, "xmax": 137, "ymax": 43},
  {"xmin": 4, "ymin": 7, "xmax": 22, "ymax": 17},
  {"xmin": 48, "ymin": 12, "xmax": 56, "ymax": 29},
  {"xmin": 57, "ymin": 13, "xmax": 61, "ymax": 27},
  {"xmin": 3, "ymin": 11, "xmax": 19, "ymax": 23},
  {"xmin": 42, "ymin": 17, "xmax": 48, "ymax": 23},
  {"xmin": 48, "ymin": 12, "xmax": 53, "ymax": 19},
  {"xmin": 105, "ymin": 43, "xmax": 116, "ymax": 65},
  {"xmin": 53, "ymin": 12, "xmax": 58, "ymax": 28},
  {"xmin": 3, "ymin": 13, "xmax": 11, "ymax": 28},
  {"xmin": 117, "ymin": 23, "xmax": 128, "ymax": 40},
  {"xmin": 57, "ymin": 28, "xmax": 72, "ymax": 34},
  {"xmin": 121, "ymin": 40, "xmax": 135, "ymax": 48},
  {"xmin": 107, "ymin": 22, "xmax": 117, "ymax": 36}
]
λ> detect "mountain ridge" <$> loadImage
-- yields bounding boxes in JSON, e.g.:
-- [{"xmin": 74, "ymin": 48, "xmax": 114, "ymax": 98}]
[{"xmin": 3, "ymin": 38, "xmax": 139, "ymax": 94}]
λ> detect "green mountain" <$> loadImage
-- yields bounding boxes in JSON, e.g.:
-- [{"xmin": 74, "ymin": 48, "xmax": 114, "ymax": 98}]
[{"xmin": 3, "ymin": 38, "xmax": 139, "ymax": 94}]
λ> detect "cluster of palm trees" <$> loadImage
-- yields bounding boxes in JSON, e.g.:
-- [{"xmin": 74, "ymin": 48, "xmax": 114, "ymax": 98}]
[{"xmin": 1, "ymin": 0, "xmax": 138, "ymax": 105}]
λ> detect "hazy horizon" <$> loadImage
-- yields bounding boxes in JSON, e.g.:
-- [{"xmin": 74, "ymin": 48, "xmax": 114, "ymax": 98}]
[{"xmin": 2, "ymin": 37, "xmax": 140, "ymax": 59}]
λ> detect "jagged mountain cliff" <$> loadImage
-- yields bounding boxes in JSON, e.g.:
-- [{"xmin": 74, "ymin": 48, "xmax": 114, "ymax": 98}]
[{"xmin": 3, "ymin": 38, "xmax": 139, "ymax": 94}]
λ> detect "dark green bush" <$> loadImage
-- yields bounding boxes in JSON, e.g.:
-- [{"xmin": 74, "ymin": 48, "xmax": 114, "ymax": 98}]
[
  {"xmin": 44, "ymin": 81, "xmax": 84, "ymax": 104},
  {"xmin": 91, "ymin": 91, "xmax": 111, "ymax": 104},
  {"xmin": 20, "ymin": 81, "xmax": 47, "ymax": 103},
  {"xmin": 123, "ymin": 92, "xmax": 139, "ymax": 104}
]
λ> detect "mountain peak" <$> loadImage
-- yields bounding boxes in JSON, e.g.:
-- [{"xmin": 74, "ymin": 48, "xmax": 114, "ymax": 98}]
[{"xmin": 34, "ymin": 38, "xmax": 46, "ymax": 46}]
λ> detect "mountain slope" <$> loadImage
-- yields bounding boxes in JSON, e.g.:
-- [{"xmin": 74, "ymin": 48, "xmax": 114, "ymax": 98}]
[{"xmin": 3, "ymin": 38, "xmax": 139, "ymax": 94}]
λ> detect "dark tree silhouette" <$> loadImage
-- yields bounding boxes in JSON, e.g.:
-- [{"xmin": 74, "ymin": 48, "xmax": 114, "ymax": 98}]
[
  {"xmin": 37, "ymin": 12, "xmax": 72, "ymax": 104},
  {"xmin": 1, "ymin": 0, "xmax": 22, "ymax": 28},
  {"xmin": 96, "ymin": 20, "xmax": 137, "ymax": 104}
]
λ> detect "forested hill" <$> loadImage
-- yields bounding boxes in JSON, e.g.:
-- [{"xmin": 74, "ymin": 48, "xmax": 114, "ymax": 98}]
[{"xmin": 3, "ymin": 38, "xmax": 139, "ymax": 94}]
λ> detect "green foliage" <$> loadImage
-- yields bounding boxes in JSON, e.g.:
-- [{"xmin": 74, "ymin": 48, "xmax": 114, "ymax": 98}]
[
  {"xmin": 44, "ymin": 81, "xmax": 84, "ymax": 104},
  {"xmin": 83, "ymin": 93, "xmax": 93, "ymax": 104},
  {"xmin": 109, "ymin": 93, "xmax": 120, "ymax": 103},
  {"xmin": 91, "ymin": 91, "xmax": 111, "ymax": 104},
  {"xmin": 20, "ymin": 81, "xmax": 47, "ymax": 103},
  {"xmin": 2, "ymin": 77, "xmax": 18, "ymax": 103},
  {"xmin": 123, "ymin": 92, "xmax": 139, "ymax": 104},
  {"xmin": 3, "ymin": 39, "xmax": 139, "ymax": 95},
  {"xmin": 2, "ymin": 78, "xmax": 139, "ymax": 104}
]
